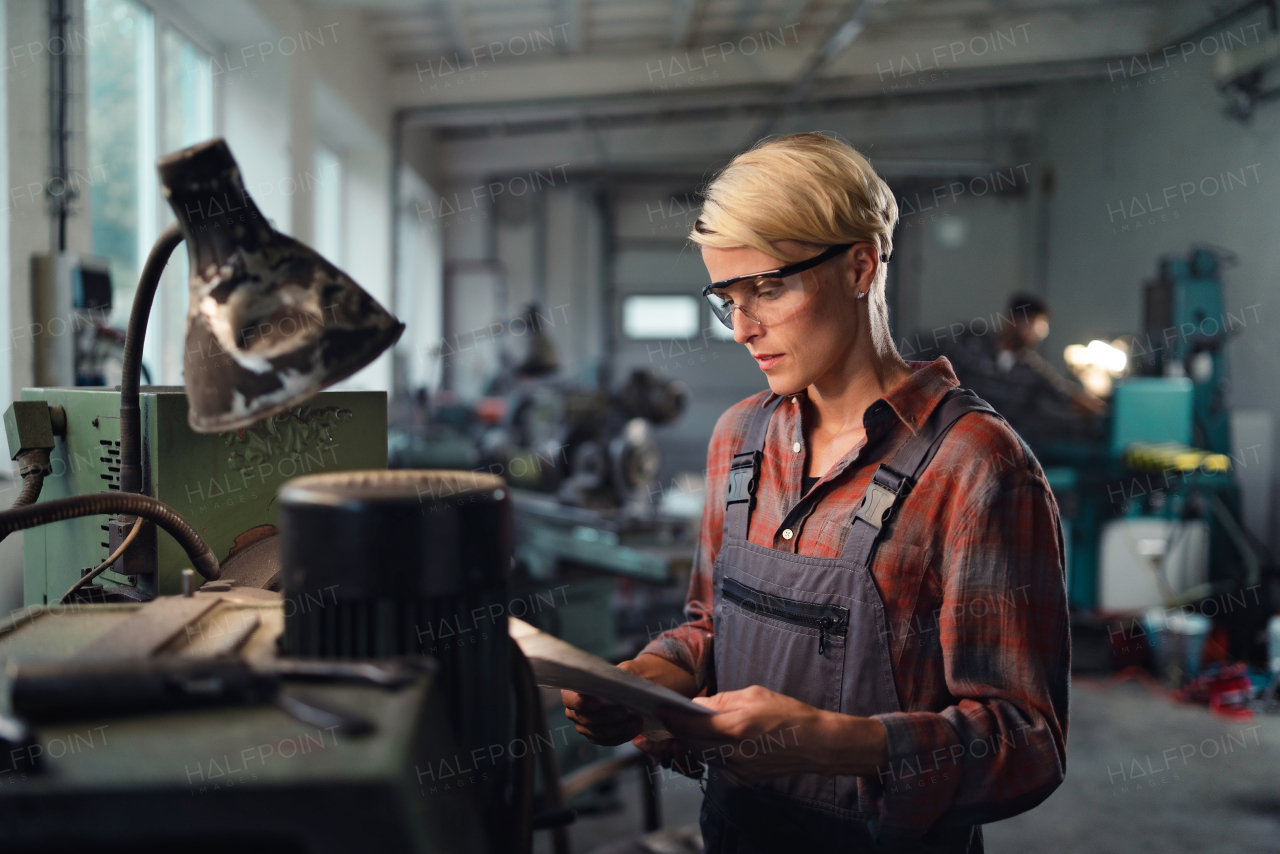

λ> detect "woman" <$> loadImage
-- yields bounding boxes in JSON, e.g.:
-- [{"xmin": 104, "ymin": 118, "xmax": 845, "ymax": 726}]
[{"xmin": 563, "ymin": 134, "xmax": 1069, "ymax": 853}]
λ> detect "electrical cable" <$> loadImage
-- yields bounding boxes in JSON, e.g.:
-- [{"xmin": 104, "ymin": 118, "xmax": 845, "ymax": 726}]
[
  {"xmin": 10, "ymin": 449, "xmax": 49, "ymax": 508},
  {"xmin": 13, "ymin": 472, "xmax": 43, "ymax": 507},
  {"xmin": 1206, "ymin": 492, "xmax": 1261, "ymax": 588},
  {"xmin": 0, "ymin": 493, "xmax": 219, "ymax": 581},
  {"xmin": 59, "ymin": 519, "xmax": 147, "ymax": 604},
  {"xmin": 0, "ymin": 450, "xmax": 52, "ymax": 544}
]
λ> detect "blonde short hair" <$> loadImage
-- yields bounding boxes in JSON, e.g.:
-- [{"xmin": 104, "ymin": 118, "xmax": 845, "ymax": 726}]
[{"xmin": 691, "ymin": 133, "xmax": 900, "ymax": 355}]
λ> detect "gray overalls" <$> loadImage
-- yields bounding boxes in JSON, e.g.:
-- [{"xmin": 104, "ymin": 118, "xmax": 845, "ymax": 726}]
[{"xmin": 700, "ymin": 388, "xmax": 999, "ymax": 854}]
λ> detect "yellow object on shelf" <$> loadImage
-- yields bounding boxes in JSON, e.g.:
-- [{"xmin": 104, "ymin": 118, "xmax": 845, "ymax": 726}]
[{"xmin": 1123, "ymin": 442, "xmax": 1231, "ymax": 474}]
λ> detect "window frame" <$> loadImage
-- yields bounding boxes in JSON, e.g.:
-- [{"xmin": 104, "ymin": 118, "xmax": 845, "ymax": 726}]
[{"xmin": 87, "ymin": 0, "xmax": 220, "ymax": 384}]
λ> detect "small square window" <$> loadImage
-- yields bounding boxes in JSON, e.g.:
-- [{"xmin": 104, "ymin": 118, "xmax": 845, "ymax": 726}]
[
  {"xmin": 708, "ymin": 314, "xmax": 735, "ymax": 340},
  {"xmin": 622, "ymin": 295, "xmax": 700, "ymax": 339}
]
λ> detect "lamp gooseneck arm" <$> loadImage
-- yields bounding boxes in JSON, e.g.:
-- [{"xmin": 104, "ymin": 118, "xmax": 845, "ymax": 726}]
[{"xmin": 120, "ymin": 221, "xmax": 183, "ymax": 496}]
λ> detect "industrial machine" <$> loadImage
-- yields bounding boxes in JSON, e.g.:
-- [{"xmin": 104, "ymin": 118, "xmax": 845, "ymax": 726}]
[
  {"xmin": 0, "ymin": 470, "xmax": 522, "ymax": 853},
  {"xmin": 1140, "ymin": 247, "xmax": 1234, "ymax": 453},
  {"xmin": 15, "ymin": 387, "xmax": 387, "ymax": 605},
  {"xmin": 1044, "ymin": 247, "xmax": 1271, "ymax": 669},
  {"xmin": 29, "ymin": 252, "xmax": 115, "ymax": 387},
  {"xmin": 0, "ymin": 140, "xmax": 551, "ymax": 851}
]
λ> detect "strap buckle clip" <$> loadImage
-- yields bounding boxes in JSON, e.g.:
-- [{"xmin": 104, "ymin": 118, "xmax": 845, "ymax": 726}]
[
  {"xmin": 726, "ymin": 451, "xmax": 761, "ymax": 506},
  {"xmin": 854, "ymin": 465, "xmax": 909, "ymax": 530}
]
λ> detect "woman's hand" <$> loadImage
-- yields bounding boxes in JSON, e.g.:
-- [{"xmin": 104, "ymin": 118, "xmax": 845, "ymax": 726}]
[
  {"xmin": 655, "ymin": 685, "xmax": 889, "ymax": 780},
  {"xmin": 561, "ymin": 654, "xmax": 698, "ymax": 747},
  {"xmin": 632, "ymin": 734, "xmax": 706, "ymax": 780},
  {"xmin": 561, "ymin": 659, "xmax": 646, "ymax": 746}
]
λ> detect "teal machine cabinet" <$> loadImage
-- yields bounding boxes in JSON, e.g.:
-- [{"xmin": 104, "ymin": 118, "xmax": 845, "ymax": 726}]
[
  {"xmin": 19, "ymin": 387, "xmax": 387, "ymax": 605},
  {"xmin": 1110, "ymin": 377, "xmax": 1194, "ymax": 455},
  {"xmin": 1142, "ymin": 247, "xmax": 1233, "ymax": 454}
]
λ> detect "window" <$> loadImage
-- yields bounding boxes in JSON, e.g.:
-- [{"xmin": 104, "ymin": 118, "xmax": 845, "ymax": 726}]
[
  {"xmin": 154, "ymin": 26, "xmax": 213, "ymax": 384},
  {"xmin": 162, "ymin": 27, "xmax": 212, "ymax": 152},
  {"xmin": 622, "ymin": 295, "xmax": 700, "ymax": 339},
  {"xmin": 708, "ymin": 311, "xmax": 735, "ymax": 340},
  {"xmin": 312, "ymin": 144, "xmax": 343, "ymax": 267},
  {"xmin": 86, "ymin": 0, "xmax": 155, "ymax": 326},
  {"xmin": 87, "ymin": 1, "xmax": 213, "ymax": 385}
]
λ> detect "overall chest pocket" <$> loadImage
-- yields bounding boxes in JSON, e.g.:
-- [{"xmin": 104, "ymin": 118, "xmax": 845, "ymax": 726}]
[{"xmin": 716, "ymin": 575, "xmax": 850, "ymax": 715}]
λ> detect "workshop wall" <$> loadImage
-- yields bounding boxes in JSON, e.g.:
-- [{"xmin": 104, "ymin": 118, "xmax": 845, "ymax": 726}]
[
  {"xmin": 894, "ymin": 191, "xmax": 1034, "ymax": 358},
  {"xmin": 439, "ymin": 182, "xmax": 603, "ymax": 399}
]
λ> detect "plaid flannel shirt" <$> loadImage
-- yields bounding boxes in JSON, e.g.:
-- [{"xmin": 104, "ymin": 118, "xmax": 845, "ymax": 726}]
[{"xmin": 640, "ymin": 358, "xmax": 1069, "ymax": 835}]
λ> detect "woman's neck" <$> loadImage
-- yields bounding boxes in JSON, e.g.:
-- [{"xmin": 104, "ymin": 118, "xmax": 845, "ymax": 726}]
[{"xmin": 807, "ymin": 339, "xmax": 912, "ymax": 439}]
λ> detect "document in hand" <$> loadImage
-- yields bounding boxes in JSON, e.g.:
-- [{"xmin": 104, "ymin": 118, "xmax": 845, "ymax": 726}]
[{"xmin": 509, "ymin": 617, "xmax": 714, "ymax": 740}]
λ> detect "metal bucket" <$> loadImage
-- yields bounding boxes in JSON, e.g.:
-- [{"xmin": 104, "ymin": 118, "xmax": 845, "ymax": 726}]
[{"xmin": 1143, "ymin": 608, "xmax": 1211, "ymax": 682}]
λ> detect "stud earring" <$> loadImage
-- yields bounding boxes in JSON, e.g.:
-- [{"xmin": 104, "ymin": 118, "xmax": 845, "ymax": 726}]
[{"xmin": 856, "ymin": 290, "xmax": 867, "ymax": 299}]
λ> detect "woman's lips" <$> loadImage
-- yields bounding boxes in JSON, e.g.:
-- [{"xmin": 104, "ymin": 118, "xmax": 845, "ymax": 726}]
[{"xmin": 754, "ymin": 353, "xmax": 783, "ymax": 371}]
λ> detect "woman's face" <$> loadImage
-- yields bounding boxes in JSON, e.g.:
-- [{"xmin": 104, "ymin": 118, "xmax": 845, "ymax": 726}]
[{"xmin": 702, "ymin": 241, "xmax": 871, "ymax": 396}]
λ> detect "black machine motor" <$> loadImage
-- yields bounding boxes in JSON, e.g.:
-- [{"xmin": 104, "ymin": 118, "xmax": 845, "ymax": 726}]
[{"xmin": 278, "ymin": 469, "xmax": 511, "ymax": 762}]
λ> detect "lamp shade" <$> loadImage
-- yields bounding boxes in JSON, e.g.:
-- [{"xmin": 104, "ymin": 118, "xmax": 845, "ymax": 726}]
[{"xmin": 158, "ymin": 139, "xmax": 404, "ymax": 433}]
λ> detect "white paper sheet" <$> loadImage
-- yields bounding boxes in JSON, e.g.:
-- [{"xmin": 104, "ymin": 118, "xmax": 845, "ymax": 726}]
[{"xmin": 509, "ymin": 617, "xmax": 713, "ymax": 740}]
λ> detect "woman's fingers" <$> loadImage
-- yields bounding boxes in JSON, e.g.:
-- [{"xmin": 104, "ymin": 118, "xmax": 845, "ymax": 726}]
[
  {"xmin": 562, "ymin": 692, "xmax": 643, "ymax": 745},
  {"xmin": 633, "ymin": 736, "xmax": 705, "ymax": 779}
]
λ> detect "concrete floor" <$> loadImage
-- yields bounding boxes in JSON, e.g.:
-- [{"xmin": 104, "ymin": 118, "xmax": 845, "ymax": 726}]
[{"xmin": 537, "ymin": 680, "xmax": 1280, "ymax": 854}]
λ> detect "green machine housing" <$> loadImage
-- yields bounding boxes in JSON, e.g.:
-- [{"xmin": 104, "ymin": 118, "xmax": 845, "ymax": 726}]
[{"xmin": 20, "ymin": 387, "xmax": 388, "ymax": 605}]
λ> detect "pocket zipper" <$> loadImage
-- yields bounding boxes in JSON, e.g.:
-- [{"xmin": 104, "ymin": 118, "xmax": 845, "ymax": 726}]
[{"xmin": 721, "ymin": 577, "xmax": 850, "ymax": 655}]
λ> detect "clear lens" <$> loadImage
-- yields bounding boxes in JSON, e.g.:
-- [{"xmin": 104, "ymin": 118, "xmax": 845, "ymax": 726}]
[
  {"xmin": 704, "ymin": 274, "xmax": 810, "ymax": 331},
  {"xmin": 706, "ymin": 290, "xmax": 734, "ymax": 329}
]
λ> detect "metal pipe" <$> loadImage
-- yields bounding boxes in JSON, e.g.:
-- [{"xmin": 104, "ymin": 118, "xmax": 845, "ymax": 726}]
[
  {"xmin": 48, "ymin": 0, "xmax": 73, "ymax": 252},
  {"xmin": 594, "ymin": 186, "xmax": 616, "ymax": 390}
]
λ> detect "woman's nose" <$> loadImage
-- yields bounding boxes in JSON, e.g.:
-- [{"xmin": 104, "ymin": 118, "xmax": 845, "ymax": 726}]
[{"xmin": 733, "ymin": 311, "xmax": 763, "ymax": 344}]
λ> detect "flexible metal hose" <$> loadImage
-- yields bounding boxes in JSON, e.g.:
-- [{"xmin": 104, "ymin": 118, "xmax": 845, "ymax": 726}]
[
  {"xmin": 0, "ymin": 493, "xmax": 219, "ymax": 580},
  {"xmin": 120, "ymin": 221, "xmax": 183, "ymax": 496},
  {"xmin": 0, "ymin": 450, "xmax": 52, "ymax": 544},
  {"xmin": 13, "ymin": 473, "xmax": 44, "ymax": 507}
]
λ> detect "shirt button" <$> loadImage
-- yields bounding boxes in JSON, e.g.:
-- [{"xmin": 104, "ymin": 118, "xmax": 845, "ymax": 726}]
[
  {"xmin": 782, "ymin": 529, "xmax": 793, "ymax": 540},
  {"xmin": 792, "ymin": 441, "xmax": 802, "ymax": 453}
]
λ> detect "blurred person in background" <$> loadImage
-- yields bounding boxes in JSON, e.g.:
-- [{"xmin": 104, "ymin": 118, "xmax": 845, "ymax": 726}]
[{"xmin": 940, "ymin": 292, "xmax": 1106, "ymax": 448}]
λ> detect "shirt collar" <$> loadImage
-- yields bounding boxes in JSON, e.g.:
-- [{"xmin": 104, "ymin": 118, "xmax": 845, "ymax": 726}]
[
  {"xmin": 881, "ymin": 358, "xmax": 960, "ymax": 435},
  {"xmin": 759, "ymin": 357, "xmax": 960, "ymax": 436}
]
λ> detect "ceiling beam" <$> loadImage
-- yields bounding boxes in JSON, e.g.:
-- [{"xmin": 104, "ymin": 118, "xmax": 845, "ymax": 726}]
[
  {"xmin": 749, "ymin": 0, "xmax": 888, "ymax": 140},
  {"xmin": 392, "ymin": 7, "xmax": 1156, "ymax": 108}
]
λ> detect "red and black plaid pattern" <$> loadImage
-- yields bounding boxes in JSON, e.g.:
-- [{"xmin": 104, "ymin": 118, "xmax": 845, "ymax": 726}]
[{"xmin": 641, "ymin": 358, "xmax": 1070, "ymax": 834}]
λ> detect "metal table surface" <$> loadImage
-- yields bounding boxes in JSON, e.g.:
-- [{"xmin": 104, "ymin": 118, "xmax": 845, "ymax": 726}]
[{"xmin": 0, "ymin": 591, "xmax": 486, "ymax": 853}]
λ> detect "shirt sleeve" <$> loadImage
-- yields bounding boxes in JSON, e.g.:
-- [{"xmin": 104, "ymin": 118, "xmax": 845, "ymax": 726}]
[
  {"xmin": 871, "ymin": 464, "xmax": 1070, "ymax": 839},
  {"xmin": 636, "ymin": 400, "xmax": 744, "ymax": 692}
]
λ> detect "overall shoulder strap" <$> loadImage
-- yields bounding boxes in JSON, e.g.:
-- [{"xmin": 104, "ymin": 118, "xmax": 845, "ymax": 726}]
[
  {"xmin": 840, "ymin": 388, "xmax": 1002, "ymax": 568},
  {"xmin": 722, "ymin": 395, "xmax": 785, "ymax": 542}
]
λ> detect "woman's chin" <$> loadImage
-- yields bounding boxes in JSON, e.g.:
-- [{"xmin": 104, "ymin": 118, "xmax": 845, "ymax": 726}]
[{"xmin": 766, "ymin": 375, "xmax": 806, "ymax": 397}]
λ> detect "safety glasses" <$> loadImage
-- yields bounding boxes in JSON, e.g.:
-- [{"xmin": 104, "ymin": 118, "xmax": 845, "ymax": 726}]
[{"xmin": 702, "ymin": 243, "xmax": 854, "ymax": 330}]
